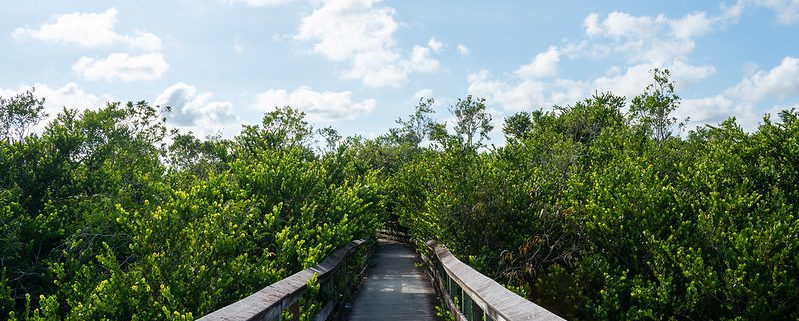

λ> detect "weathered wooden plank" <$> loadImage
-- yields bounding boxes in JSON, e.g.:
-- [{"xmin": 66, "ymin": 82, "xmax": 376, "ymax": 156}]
[
  {"xmin": 345, "ymin": 242, "xmax": 438, "ymax": 321},
  {"xmin": 197, "ymin": 239, "xmax": 365, "ymax": 321}
]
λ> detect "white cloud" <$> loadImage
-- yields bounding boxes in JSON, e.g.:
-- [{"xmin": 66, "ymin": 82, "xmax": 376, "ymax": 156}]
[
  {"xmin": 669, "ymin": 60, "xmax": 717, "ymax": 85},
  {"xmin": 414, "ymin": 88, "xmax": 433, "ymax": 99},
  {"xmin": 678, "ymin": 95, "xmax": 754, "ymax": 127},
  {"xmin": 550, "ymin": 79, "xmax": 587, "ymax": 106},
  {"xmin": 739, "ymin": 0, "xmax": 799, "ymax": 24},
  {"xmin": 466, "ymin": 8, "xmax": 724, "ymax": 115},
  {"xmin": 721, "ymin": 1, "xmax": 747, "ymax": 20},
  {"xmin": 294, "ymin": 0, "xmax": 440, "ymax": 87},
  {"xmin": 11, "ymin": 8, "xmax": 162, "ymax": 51},
  {"xmin": 573, "ymin": 11, "xmax": 722, "ymax": 66},
  {"xmin": 467, "ymin": 70, "xmax": 549, "ymax": 112},
  {"xmin": 668, "ymin": 58, "xmax": 799, "ymax": 132},
  {"xmin": 592, "ymin": 64, "xmax": 659, "ymax": 99},
  {"xmin": 466, "ymin": 46, "xmax": 578, "ymax": 111},
  {"xmin": 515, "ymin": 46, "xmax": 560, "ymax": 78},
  {"xmin": 406, "ymin": 45, "xmax": 439, "ymax": 73},
  {"xmin": 584, "ymin": 11, "xmax": 662, "ymax": 39},
  {"xmin": 254, "ymin": 86, "xmax": 376, "ymax": 121},
  {"xmin": 465, "ymin": 7, "xmax": 793, "ymax": 134},
  {"xmin": 225, "ymin": 0, "xmax": 294, "ymax": 6},
  {"xmin": 670, "ymin": 12, "xmax": 714, "ymax": 39},
  {"xmin": 468, "ymin": 57, "xmax": 718, "ymax": 113},
  {"xmin": 73, "ymin": 53, "xmax": 169, "ymax": 82},
  {"xmin": 427, "ymin": 37, "xmax": 442, "ymax": 52},
  {"xmin": 582, "ymin": 13, "xmax": 601, "ymax": 36},
  {"xmin": 592, "ymin": 61, "xmax": 715, "ymax": 99},
  {"xmin": 0, "ymin": 83, "xmax": 110, "ymax": 131},
  {"xmin": 155, "ymin": 83, "xmax": 237, "ymax": 136},
  {"xmin": 728, "ymin": 56, "xmax": 799, "ymax": 102},
  {"xmin": 673, "ymin": 57, "xmax": 799, "ymax": 132},
  {"xmin": 295, "ymin": 0, "xmax": 396, "ymax": 61},
  {"xmin": 124, "ymin": 31, "xmax": 163, "ymax": 52},
  {"xmin": 457, "ymin": 44, "xmax": 470, "ymax": 56}
]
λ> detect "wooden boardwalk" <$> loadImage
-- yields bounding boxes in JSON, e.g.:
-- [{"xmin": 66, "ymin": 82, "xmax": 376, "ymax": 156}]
[
  {"xmin": 344, "ymin": 242, "xmax": 438, "ymax": 321},
  {"xmin": 197, "ymin": 237, "xmax": 564, "ymax": 321}
]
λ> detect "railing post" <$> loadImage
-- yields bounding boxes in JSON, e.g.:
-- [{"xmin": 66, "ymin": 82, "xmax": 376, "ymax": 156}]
[
  {"xmin": 288, "ymin": 301, "xmax": 300, "ymax": 321},
  {"xmin": 463, "ymin": 290, "xmax": 473, "ymax": 321},
  {"xmin": 471, "ymin": 299, "xmax": 485, "ymax": 321}
]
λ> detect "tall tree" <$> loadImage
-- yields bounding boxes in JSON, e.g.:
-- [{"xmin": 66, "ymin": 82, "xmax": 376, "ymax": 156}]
[
  {"xmin": 236, "ymin": 106, "xmax": 314, "ymax": 154},
  {"xmin": 449, "ymin": 95, "xmax": 493, "ymax": 149},
  {"xmin": 318, "ymin": 126, "xmax": 342, "ymax": 152},
  {"xmin": 395, "ymin": 97, "xmax": 437, "ymax": 148},
  {"xmin": 629, "ymin": 69, "xmax": 680, "ymax": 141},
  {"xmin": 503, "ymin": 111, "xmax": 533, "ymax": 141},
  {"xmin": 0, "ymin": 89, "xmax": 47, "ymax": 142}
]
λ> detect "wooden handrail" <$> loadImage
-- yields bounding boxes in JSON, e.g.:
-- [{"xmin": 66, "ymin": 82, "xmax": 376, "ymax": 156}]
[
  {"xmin": 423, "ymin": 240, "xmax": 565, "ymax": 321},
  {"xmin": 197, "ymin": 239, "xmax": 366, "ymax": 321}
]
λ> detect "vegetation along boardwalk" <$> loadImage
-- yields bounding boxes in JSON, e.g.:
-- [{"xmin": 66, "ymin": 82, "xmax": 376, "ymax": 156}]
[
  {"xmin": 9, "ymin": 65, "xmax": 798, "ymax": 320},
  {"xmin": 344, "ymin": 242, "xmax": 438, "ymax": 321}
]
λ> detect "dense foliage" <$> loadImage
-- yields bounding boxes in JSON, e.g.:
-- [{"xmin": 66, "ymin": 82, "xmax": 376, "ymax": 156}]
[
  {"xmin": 377, "ymin": 72, "xmax": 799, "ymax": 320},
  {"xmin": 2, "ymin": 69, "xmax": 798, "ymax": 320},
  {"xmin": 0, "ymin": 102, "xmax": 383, "ymax": 320}
]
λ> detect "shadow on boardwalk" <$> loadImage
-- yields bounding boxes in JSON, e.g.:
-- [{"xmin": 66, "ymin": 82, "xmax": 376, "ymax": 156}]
[{"xmin": 344, "ymin": 241, "xmax": 439, "ymax": 321}]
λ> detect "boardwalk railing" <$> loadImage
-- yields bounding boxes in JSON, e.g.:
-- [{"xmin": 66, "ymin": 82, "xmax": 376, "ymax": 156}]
[
  {"xmin": 420, "ymin": 241, "xmax": 565, "ymax": 321},
  {"xmin": 377, "ymin": 220, "xmax": 410, "ymax": 243},
  {"xmin": 197, "ymin": 239, "xmax": 370, "ymax": 321}
]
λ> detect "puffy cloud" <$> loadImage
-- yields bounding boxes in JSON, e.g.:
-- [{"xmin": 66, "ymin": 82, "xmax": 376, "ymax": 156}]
[
  {"xmin": 469, "ymin": 46, "xmax": 580, "ymax": 111},
  {"xmin": 469, "ymin": 57, "xmax": 718, "ymax": 113},
  {"xmin": 467, "ymin": 70, "xmax": 549, "ymax": 112},
  {"xmin": 466, "ymin": 7, "xmax": 793, "ymax": 135},
  {"xmin": 673, "ymin": 57, "xmax": 799, "ymax": 132},
  {"xmin": 295, "ymin": 0, "xmax": 396, "ymax": 61},
  {"xmin": 668, "ymin": 60, "xmax": 717, "ymax": 85},
  {"xmin": 584, "ymin": 11, "xmax": 663, "ymax": 39},
  {"xmin": 254, "ymin": 86, "xmax": 376, "ymax": 121},
  {"xmin": 673, "ymin": 58, "xmax": 799, "ymax": 132},
  {"xmin": 759, "ymin": 0, "xmax": 799, "ymax": 24},
  {"xmin": 573, "ymin": 11, "xmax": 722, "ymax": 65},
  {"xmin": 427, "ymin": 38, "xmax": 442, "ymax": 53},
  {"xmin": 155, "ymin": 83, "xmax": 237, "ymax": 136},
  {"xmin": 11, "ymin": 8, "xmax": 162, "ymax": 51},
  {"xmin": 670, "ymin": 12, "xmax": 714, "ymax": 39},
  {"xmin": 593, "ymin": 61, "xmax": 715, "ymax": 99},
  {"xmin": 678, "ymin": 95, "xmax": 761, "ymax": 131},
  {"xmin": 466, "ymin": 8, "xmax": 723, "ymax": 115},
  {"xmin": 457, "ymin": 44, "xmax": 470, "ymax": 56},
  {"xmin": 224, "ymin": 0, "xmax": 295, "ymax": 6},
  {"xmin": 728, "ymin": 56, "xmax": 799, "ymax": 102},
  {"xmin": 515, "ymin": 46, "xmax": 560, "ymax": 78},
  {"xmin": 738, "ymin": 0, "xmax": 799, "ymax": 24},
  {"xmin": 294, "ymin": 0, "xmax": 440, "ymax": 87},
  {"xmin": 72, "ymin": 53, "xmax": 169, "ymax": 82},
  {"xmin": 550, "ymin": 79, "xmax": 586, "ymax": 106},
  {"xmin": 406, "ymin": 45, "xmax": 439, "ymax": 72},
  {"xmin": 592, "ymin": 64, "xmax": 657, "ymax": 99}
]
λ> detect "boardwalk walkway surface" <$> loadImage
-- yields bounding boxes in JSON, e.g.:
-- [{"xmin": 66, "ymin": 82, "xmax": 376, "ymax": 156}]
[{"xmin": 345, "ymin": 242, "xmax": 438, "ymax": 321}]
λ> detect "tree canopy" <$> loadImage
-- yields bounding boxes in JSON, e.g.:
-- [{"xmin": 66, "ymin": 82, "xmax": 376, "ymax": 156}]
[{"xmin": 2, "ymin": 70, "xmax": 798, "ymax": 320}]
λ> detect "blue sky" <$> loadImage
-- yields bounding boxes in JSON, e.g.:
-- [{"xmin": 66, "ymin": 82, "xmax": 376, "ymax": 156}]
[{"xmin": 1, "ymin": 0, "xmax": 798, "ymax": 142}]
